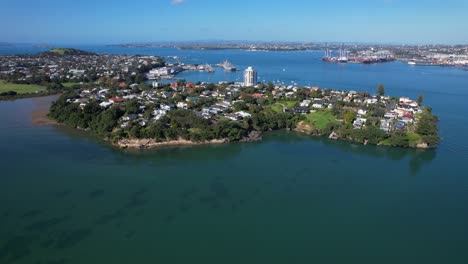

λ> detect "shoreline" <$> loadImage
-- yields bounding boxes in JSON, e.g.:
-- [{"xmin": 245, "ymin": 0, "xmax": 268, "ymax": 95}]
[
  {"xmin": 29, "ymin": 94, "xmax": 60, "ymax": 126},
  {"xmin": 114, "ymin": 138, "xmax": 230, "ymax": 149},
  {"xmin": 0, "ymin": 91, "xmax": 60, "ymax": 101},
  {"xmin": 111, "ymin": 129, "xmax": 432, "ymax": 150},
  {"xmin": 31, "ymin": 109, "xmax": 58, "ymax": 126},
  {"xmin": 293, "ymin": 121, "xmax": 433, "ymax": 149}
]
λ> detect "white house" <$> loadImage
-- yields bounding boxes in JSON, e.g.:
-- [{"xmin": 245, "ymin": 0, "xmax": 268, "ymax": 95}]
[
  {"xmin": 300, "ymin": 100, "xmax": 311, "ymax": 107},
  {"xmin": 235, "ymin": 111, "xmax": 252, "ymax": 118},
  {"xmin": 365, "ymin": 98, "xmax": 378, "ymax": 105},
  {"xmin": 357, "ymin": 109, "xmax": 367, "ymax": 116},
  {"xmin": 177, "ymin": 102, "xmax": 188, "ymax": 109},
  {"xmin": 99, "ymin": 101, "xmax": 113, "ymax": 108}
]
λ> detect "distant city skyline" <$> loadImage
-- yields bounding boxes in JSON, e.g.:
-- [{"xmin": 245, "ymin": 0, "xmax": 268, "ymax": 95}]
[{"xmin": 2, "ymin": 0, "xmax": 468, "ymax": 45}]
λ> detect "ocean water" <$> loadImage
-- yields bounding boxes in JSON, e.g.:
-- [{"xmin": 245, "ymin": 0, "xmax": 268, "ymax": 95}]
[{"xmin": 1, "ymin": 45, "xmax": 468, "ymax": 263}]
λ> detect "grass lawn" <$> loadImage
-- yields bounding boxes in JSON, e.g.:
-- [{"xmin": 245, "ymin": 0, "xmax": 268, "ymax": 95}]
[
  {"xmin": 407, "ymin": 133, "xmax": 422, "ymax": 145},
  {"xmin": 379, "ymin": 133, "xmax": 423, "ymax": 147},
  {"xmin": 50, "ymin": 49, "xmax": 66, "ymax": 55},
  {"xmin": 49, "ymin": 48, "xmax": 76, "ymax": 55},
  {"xmin": 61, "ymin": 82, "xmax": 81, "ymax": 87},
  {"xmin": 266, "ymin": 101, "xmax": 298, "ymax": 113},
  {"xmin": 0, "ymin": 81, "xmax": 46, "ymax": 94},
  {"xmin": 304, "ymin": 110, "xmax": 339, "ymax": 129},
  {"xmin": 279, "ymin": 100, "xmax": 298, "ymax": 108}
]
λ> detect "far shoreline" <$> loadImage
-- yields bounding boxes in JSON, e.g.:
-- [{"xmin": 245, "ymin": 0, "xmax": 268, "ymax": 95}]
[{"xmin": 0, "ymin": 91, "xmax": 61, "ymax": 101}]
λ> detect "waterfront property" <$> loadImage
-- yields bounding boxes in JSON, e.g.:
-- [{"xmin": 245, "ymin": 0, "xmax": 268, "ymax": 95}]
[{"xmin": 48, "ymin": 77, "xmax": 439, "ymax": 149}]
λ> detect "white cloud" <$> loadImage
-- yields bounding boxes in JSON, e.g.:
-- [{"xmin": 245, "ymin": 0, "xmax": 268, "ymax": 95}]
[{"xmin": 171, "ymin": 0, "xmax": 186, "ymax": 5}]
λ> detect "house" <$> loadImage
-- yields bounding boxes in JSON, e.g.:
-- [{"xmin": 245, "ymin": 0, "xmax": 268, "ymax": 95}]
[
  {"xmin": 380, "ymin": 119, "xmax": 392, "ymax": 132},
  {"xmin": 386, "ymin": 101, "xmax": 397, "ymax": 111},
  {"xmin": 161, "ymin": 92, "xmax": 173, "ymax": 99},
  {"xmin": 292, "ymin": 107, "xmax": 310, "ymax": 114},
  {"xmin": 353, "ymin": 118, "xmax": 367, "ymax": 129},
  {"xmin": 300, "ymin": 100, "xmax": 311, "ymax": 107},
  {"xmin": 210, "ymin": 107, "xmax": 223, "ymax": 114},
  {"xmin": 123, "ymin": 94, "xmax": 138, "ymax": 100},
  {"xmin": 224, "ymin": 113, "xmax": 240, "ymax": 121},
  {"xmin": 98, "ymin": 89, "xmax": 109, "ymax": 95},
  {"xmin": 235, "ymin": 111, "xmax": 252, "ymax": 118},
  {"xmin": 201, "ymin": 90, "xmax": 212, "ymax": 97},
  {"xmin": 152, "ymin": 81, "xmax": 162, "ymax": 88},
  {"xmin": 216, "ymin": 101, "xmax": 231, "ymax": 109},
  {"xmin": 99, "ymin": 101, "xmax": 113, "ymax": 108},
  {"xmin": 171, "ymin": 82, "xmax": 179, "ymax": 89},
  {"xmin": 357, "ymin": 109, "xmax": 367, "ymax": 116},
  {"xmin": 177, "ymin": 102, "xmax": 188, "ymax": 109},
  {"xmin": 395, "ymin": 120, "xmax": 406, "ymax": 130},
  {"xmin": 196, "ymin": 111, "xmax": 211, "ymax": 120},
  {"xmin": 153, "ymin": 109, "xmax": 167, "ymax": 120},
  {"xmin": 399, "ymin": 97, "xmax": 412, "ymax": 103},
  {"xmin": 109, "ymin": 97, "xmax": 124, "ymax": 103},
  {"xmin": 252, "ymin": 93, "xmax": 263, "ymax": 99},
  {"xmin": 384, "ymin": 111, "xmax": 398, "ymax": 119},
  {"xmin": 365, "ymin": 98, "xmax": 378, "ymax": 105},
  {"xmin": 354, "ymin": 98, "xmax": 364, "ymax": 104},
  {"xmin": 343, "ymin": 96, "xmax": 352, "ymax": 103},
  {"xmin": 122, "ymin": 114, "xmax": 138, "ymax": 121},
  {"xmin": 69, "ymin": 69, "xmax": 85, "ymax": 76},
  {"xmin": 401, "ymin": 117, "xmax": 414, "ymax": 124},
  {"xmin": 160, "ymin": 104, "xmax": 175, "ymax": 111},
  {"xmin": 312, "ymin": 99, "xmax": 324, "ymax": 108}
]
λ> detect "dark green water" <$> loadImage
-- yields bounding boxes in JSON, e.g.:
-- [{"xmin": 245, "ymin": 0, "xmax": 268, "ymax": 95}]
[
  {"xmin": 2, "ymin": 46, "xmax": 468, "ymax": 263},
  {"xmin": 1, "ymin": 95, "xmax": 468, "ymax": 263}
]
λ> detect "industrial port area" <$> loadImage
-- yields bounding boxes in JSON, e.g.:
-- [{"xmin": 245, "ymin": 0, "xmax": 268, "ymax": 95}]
[{"xmin": 116, "ymin": 42, "xmax": 468, "ymax": 68}]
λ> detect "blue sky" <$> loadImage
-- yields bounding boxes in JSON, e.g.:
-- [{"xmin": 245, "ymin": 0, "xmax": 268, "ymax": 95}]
[{"xmin": 2, "ymin": 0, "xmax": 468, "ymax": 44}]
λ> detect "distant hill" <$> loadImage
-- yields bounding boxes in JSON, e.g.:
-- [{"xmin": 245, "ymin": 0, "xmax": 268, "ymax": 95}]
[{"xmin": 40, "ymin": 48, "xmax": 96, "ymax": 56}]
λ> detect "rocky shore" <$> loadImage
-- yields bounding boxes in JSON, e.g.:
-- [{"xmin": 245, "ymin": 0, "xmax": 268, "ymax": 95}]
[
  {"xmin": 293, "ymin": 121, "xmax": 432, "ymax": 149},
  {"xmin": 114, "ymin": 131, "xmax": 263, "ymax": 149},
  {"xmin": 114, "ymin": 138, "xmax": 228, "ymax": 149}
]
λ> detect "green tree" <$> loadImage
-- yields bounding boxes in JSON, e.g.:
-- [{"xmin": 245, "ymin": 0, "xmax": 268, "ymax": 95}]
[
  {"xmin": 266, "ymin": 82, "xmax": 275, "ymax": 91},
  {"xmin": 177, "ymin": 79, "xmax": 187, "ymax": 87},
  {"xmin": 233, "ymin": 101, "xmax": 248, "ymax": 111},
  {"xmin": 417, "ymin": 93, "xmax": 424, "ymax": 104},
  {"xmin": 129, "ymin": 125, "xmax": 141, "ymax": 138},
  {"xmin": 342, "ymin": 110, "xmax": 357, "ymax": 125},
  {"xmin": 415, "ymin": 108, "xmax": 439, "ymax": 147},
  {"xmin": 125, "ymin": 100, "xmax": 140, "ymax": 115},
  {"xmin": 377, "ymin": 84, "xmax": 385, "ymax": 96}
]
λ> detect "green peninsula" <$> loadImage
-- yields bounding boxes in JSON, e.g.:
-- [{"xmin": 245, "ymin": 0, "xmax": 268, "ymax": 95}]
[{"xmin": 48, "ymin": 82, "xmax": 440, "ymax": 149}]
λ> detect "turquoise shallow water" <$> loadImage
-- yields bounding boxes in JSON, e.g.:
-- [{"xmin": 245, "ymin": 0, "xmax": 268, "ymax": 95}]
[{"xmin": 1, "ymin": 46, "xmax": 468, "ymax": 263}]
